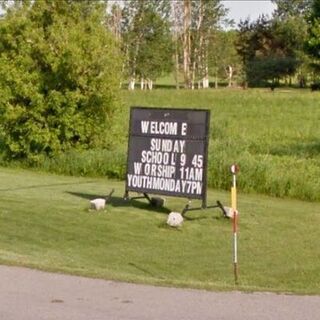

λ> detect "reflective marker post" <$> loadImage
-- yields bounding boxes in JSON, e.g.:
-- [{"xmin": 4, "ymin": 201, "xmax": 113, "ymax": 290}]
[{"xmin": 230, "ymin": 164, "xmax": 239, "ymax": 284}]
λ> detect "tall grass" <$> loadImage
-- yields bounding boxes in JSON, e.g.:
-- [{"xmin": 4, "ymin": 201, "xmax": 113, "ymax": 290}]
[
  {"xmin": 2, "ymin": 88, "xmax": 320, "ymax": 202},
  {"xmin": 37, "ymin": 149, "xmax": 127, "ymax": 178},
  {"xmin": 118, "ymin": 89, "xmax": 320, "ymax": 201}
]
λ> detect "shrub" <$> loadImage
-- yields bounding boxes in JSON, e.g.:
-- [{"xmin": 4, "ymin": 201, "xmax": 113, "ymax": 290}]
[
  {"xmin": 310, "ymin": 82, "xmax": 320, "ymax": 91},
  {"xmin": 0, "ymin": 1, "xmax": 122, "ymax": 162}
]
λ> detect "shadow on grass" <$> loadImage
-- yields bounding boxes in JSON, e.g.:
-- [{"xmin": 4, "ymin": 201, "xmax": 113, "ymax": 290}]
[
  {"xmin": 128, "ymin": 262, "xmax": 164, "ymax": 279},
  {"xmin": 66, "ymin": 191, "xmax": 171, "ymax": 215},
  {"xmin": 182, "ymin": 210, "xmax": 227, "ymax": 222},
  {"xmin": 0, "ymin": 181, "xmax": 97, "ymax": 192},
  {"xmin": 183, "ymin": 215, "xmax": 212, "ymax": 221},
  {"xmin": 66, "ymin": 191, "xmax": 103, "ymax": 200},
  {"xmin": 270, "ymin": 141, "xmax": 320, "ymax": 158},
  {"xmin": 66, "ymin": 192, "xmax": 226, "ymax": 220},
  {"xmin": 154, "ymin": 84, "xmax": 178, "ymax": 90}
]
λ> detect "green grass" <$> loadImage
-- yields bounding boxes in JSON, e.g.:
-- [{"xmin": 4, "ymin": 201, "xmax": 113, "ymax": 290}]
[
  {"xmin": 119, "ymin": 89, "xmax": 320, "ymax": 201},
  {"xmin": 0, "ymin": 167, "xmax": 319, "ymax": 294},
  {"xmin": 2, "ymin": 88, "xmax": 320, "ymax": 202}
]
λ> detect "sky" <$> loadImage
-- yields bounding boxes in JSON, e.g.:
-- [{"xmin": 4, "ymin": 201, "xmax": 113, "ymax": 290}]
[
  {"xmin": 223, "ymin": 0, "xmax": 276, "ymax": 25},
  {"xmin": 0, "ymin": 1, "xmax": 277, "ymax": 25}
]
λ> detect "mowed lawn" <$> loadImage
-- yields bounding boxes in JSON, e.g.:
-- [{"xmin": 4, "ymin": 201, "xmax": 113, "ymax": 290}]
[{"xmin": 0, "ymin": 167, "xmax": 319, "ymax": 294}]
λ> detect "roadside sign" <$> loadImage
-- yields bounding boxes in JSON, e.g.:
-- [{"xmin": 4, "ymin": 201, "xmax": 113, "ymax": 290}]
[{"xmin": 126, "ymin": 107, "xmax": 210, "ymax": 206}]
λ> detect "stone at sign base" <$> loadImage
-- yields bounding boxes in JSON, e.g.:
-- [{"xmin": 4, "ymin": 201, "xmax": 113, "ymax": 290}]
[
  {"xmin": 90, "ymin": 198, "xmax": 106, "ymax": 210},
  {"xmin": 224, "ymin": 206, "xmax": 239, "ymax": 219},
  {"xmin": 167, "ymin": 212, "xmax": 183, "ymax": 227}
]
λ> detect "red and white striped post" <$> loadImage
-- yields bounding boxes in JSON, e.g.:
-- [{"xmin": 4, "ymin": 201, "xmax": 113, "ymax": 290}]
[{"xmin": 230, "ymin": 164, "xmax": 239, "ymax": 284}]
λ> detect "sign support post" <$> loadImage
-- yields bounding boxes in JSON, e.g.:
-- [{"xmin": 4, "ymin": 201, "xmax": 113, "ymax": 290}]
[
  {"xmin": 125, "ymin": 106, "xmax": 226, "ymax": 217},
  {"xmin": 231, "ymin": 164, "xmax": 239, "ymax": 284}
]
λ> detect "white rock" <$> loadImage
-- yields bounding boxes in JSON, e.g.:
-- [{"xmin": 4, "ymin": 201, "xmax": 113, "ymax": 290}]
[
  {"xmin": 224, "ymin": 207, "xmax": 239, "ymax": 219},
  {"xmin": 167, "ymin": 212, "xmax": 183, "ymax": 227},
  {"xmin": 90, "ymin": 198, "xmax": 106, "ymax": 211}
]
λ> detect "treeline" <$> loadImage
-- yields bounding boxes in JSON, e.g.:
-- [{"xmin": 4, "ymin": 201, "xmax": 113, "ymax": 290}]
[{"xmin": 105, "ymin": 0, "xmax": 320, "ymax": 89}]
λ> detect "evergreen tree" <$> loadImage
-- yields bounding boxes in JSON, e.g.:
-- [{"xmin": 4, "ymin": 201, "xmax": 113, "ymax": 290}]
[{"xmin": 236, "ymin": 15, "xmax": 304, "ymax": 86}]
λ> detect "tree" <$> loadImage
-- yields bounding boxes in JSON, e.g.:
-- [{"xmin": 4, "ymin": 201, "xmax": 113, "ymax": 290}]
[
  {"xmin": 135, "ymin": 7, "xmax": 173, "ymax": 89},
  {"xmin": 208, "ymin": 30, "xmax": 241, "ymax": 88},
  {"xmin": 236, "ymin": 15, "xmax": 304, "ymax": 87},
  {"xmin": 108, "ymin": 0, "xmax": 228, "ymax": 90},
  {"xmin": 183, "ymin": 0, "xmax": 192, "ymax": 88},
  {"xmin": 169, "ymin": 0, "xmax": 228, "ymax": 89},
  {"xmin": 121, "ymin": 0, "xmax": 173, "ymax": 90},
  {"xmin": 190, "ymin": 0, "xmax": 228, "ymax": 89},
  {"xmin": 171, "ymin": 1, "xmax": 184, "ymax": 89},
  {"xmin": 106, "ymin": 2, "xmax": 122, "ymax": 41},
  {"xmin": 271, "ymin": 0, "xmax": 310, "ymax": 86},
  {"xmin": 305, "ymin": 0, "xmax": 320, "ymax": 78},
  {"xmin": 0, "ymin": 0, "xmax": 122, "ymax": 161},
  {"xmin": 273, "ymin": 15, "xmax": 308, "ymax": 86},
  {"xmin": 272, "ymin": 0, "xmax": 311, "ymax": 19}
]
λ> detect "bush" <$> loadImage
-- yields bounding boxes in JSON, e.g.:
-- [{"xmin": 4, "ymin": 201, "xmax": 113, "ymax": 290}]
[
  {"xmin": 0, "ymin": 1, "xmax": 122, "ymax": 162},
  {"xmin": 310, "ymin": 82, "xmax": 320, "ymax": 91}
]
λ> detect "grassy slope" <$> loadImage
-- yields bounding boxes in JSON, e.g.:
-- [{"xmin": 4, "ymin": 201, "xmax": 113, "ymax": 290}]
[
  {"xmin": 119, "ymin": 89, "xmax": 320, "ymax": 201},
  {"xmin": 0, "ymin": 167, "xmax": 319, "ymax": 294},
  {"xmin": 9, "ymin": 88, "xmax": 320, "ymax": 202}
]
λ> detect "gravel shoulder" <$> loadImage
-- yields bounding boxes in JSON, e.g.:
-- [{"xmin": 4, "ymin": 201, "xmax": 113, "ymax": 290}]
[{"xmin": 0, "ymin": 265, "xmax": 319, "ymax": 320}]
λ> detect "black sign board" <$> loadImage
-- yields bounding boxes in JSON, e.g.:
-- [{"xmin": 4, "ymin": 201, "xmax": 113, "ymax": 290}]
[{"xmin": 126, "ymin": 107, "xmax": 210, "ymax": 204}]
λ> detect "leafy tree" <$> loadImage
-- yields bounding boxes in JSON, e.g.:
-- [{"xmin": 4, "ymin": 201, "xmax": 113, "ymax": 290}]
[
  {"xmin": 134, "ymin": 7, "xmax": 173, "ymax": 86},
  {"xmin": 271, "ymin": 0, "xmax": 310, "ymax": 86},
  {"xmin": 177, "ymin": 0, "xmax": 228, "ymax": 89},
  {"xmin": 190, "ymin": 0, "xmax": 228, "ymax": 88},
  {"xmin": 272, "ymin": 0, "xmax": 311, "ymax": 18},
  {"xmin": 0, "ymin": 0, "xmax": 122, "ymax": 161},
  {"xmin": 208, "ymin": 30, "xmax": 241, "ymax": 88},
  {"xmin": 110, "ymin": 0, "xmax": 228, "ymax": 90},
  {"xmin": 305, "ymin": 0, "xmax": 320, "ymax": 77},
  {"xmin": 121, "ymin": 0, "xmax": 173, "ymax": 89}
]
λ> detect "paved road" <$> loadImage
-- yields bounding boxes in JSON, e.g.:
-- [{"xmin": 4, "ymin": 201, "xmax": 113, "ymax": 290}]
[{"xmin": 0, "ymin": 265, "xmax": 319, "ymax": 320}]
